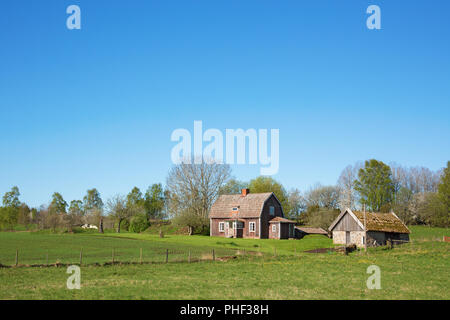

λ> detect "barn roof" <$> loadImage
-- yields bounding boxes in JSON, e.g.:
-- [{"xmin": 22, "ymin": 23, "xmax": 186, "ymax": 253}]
[
  {"xmin": 329, "ymin": 209, "xmax": 410, "ymax": 234},
  {"xmin": 295, "ymin": 227, "xmax": 328, "ymax": 235},
  {"xmin": 209, "ymin": 192, "xmax": 276, "ymax": 218},
  {"xmin": 269, "ymin": 216, "xmax": 296, "ymax": 224}
]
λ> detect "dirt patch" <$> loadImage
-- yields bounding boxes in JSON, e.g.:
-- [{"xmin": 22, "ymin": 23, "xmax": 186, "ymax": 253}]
[{"xmin": 304, "ymin": 248, "xmax": 336, "ymax": 254}]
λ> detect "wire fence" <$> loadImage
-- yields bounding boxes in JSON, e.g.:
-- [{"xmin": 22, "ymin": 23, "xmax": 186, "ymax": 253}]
[{"xmin": 0, "ymin": 246, "xmax": 249, "ymax": 268}]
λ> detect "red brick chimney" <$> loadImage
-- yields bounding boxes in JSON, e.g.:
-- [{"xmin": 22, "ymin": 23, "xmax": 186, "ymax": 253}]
[{"xmin": 241, "ymin": 188, "xmax": 250, "ymax": 197}]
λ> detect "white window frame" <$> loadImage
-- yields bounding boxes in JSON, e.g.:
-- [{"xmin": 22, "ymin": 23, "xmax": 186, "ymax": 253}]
[
  {"xmin": 219, "ymin": 222, "xmax": 225, "ymax": 232},
  {"xmin": 272, "ymin": 224, "xmax": 276, "ymax": 233},
  {"xmin": 269, "ymin": 206, "xmax": 275, "ymax": 216},
  {"xmin": 249, "ymin": 222, "xmax": 256, "ymax": 232}
]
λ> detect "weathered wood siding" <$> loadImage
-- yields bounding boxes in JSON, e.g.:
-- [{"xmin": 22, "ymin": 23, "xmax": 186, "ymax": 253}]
[{"xmin": 333, "ymin": 212, "xmax": 363, "ymax": 232}]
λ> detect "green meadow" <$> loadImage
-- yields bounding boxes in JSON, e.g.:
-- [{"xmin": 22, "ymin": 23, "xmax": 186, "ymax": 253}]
[{"xmin": 0, "ymin": 226, "xmax": 448, "ymax": 299}]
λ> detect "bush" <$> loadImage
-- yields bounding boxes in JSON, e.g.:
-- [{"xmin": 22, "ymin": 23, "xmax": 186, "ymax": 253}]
[
  {"xmin": 114, "ymin": 219, "xmax": 130, "ymax": 232},
  {"xmin": 129, "ymin": 214, "xmax": 150, "ymax": 233}
]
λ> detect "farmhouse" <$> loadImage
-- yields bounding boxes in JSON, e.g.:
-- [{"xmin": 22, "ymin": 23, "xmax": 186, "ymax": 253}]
[
  {"xmin": 209, "ymin": 189, "xmax": 296, "ymax": 239},
  {"xmin": 328, "ymin": 208, "xmax": 410, "ymax": 247}
]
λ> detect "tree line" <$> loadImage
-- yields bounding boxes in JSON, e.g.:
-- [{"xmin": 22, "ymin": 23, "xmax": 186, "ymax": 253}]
[{"xmin": 0, "ymin": 159, "xmax": 448, "ymax": 233}]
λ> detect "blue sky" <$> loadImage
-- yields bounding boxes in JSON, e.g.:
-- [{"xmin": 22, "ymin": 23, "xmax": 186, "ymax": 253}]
[{"xmin": 1, "ymin": 0, "xmax": 449, "ymax": 207}]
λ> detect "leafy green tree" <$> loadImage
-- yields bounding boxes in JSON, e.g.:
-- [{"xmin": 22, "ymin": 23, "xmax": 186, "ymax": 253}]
[
  {"xmin": 83, "ymin": 188, "xmax": 104, "ymax": 232},
  {"xmin": 248, "ymin": 176, "xmax": 290, "ymax": 214},
  {"xmin": 2, "ymin": 186, "xmax": 21, "ymax": 208},
  {"xmin": 144, "ymin": 184, "xmax": 165, "ymax": 220},
  {"xmin": 83, "ymin": 188, "xmax": 104, "ymax": 213},
  {"xmin": 0, "ymin": 207, "xmax": 18, "ymax": 230},
  {"xmin": 126, "ymin": 187, "xmax": 144, "ymax": 208},
  {"xmin": 438, "ymin": 161, "xmax": 450, "ymax": 211},
  {"xmin": 66, "ymin": 200, "xmax": 84, "ymax": 231},
  {"xmin": 354, "ymin": 159, "xmax": 395, "ymax": 212},
  {"xmin": 49, "ymin": 192, "xmax": 68, "ymax": 214}
]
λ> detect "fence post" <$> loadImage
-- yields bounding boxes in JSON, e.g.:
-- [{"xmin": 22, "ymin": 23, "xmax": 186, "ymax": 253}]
[
  {"xmin": 112, "ymin": 248, "xmax": 115, "ymax": 264},
  {"xmin": 140, "ymin": 248, "xmax": 143, "ymax": 264},
  {"xmin": 188, "ymin": 250, "xmax": 191, "ymax": 263},
  {"xmin": 166, "ymin": 249, "xmax": 169, "ymax": 263},
  {"xmin": 212, "ymin": 249, "xmax": 215, "ymax": 262},
  {"xmin": 15, "ymin": 249, "xmax": 18, "ymax": 266},
  {"xmin": 79, "ymin": 248, "xmax": 83, "ymax": 266}
]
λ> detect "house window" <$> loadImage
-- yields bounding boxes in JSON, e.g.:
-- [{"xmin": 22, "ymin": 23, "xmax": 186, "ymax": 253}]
[
  {"xmin": 219, "ymin": 222, "xmax": 225, "ymax": 232},
  {"xmin": 269, "ymin": 206, "xmax": 275, "ymax": 216},
  {"xmin": 272, "ymin": 224, "xmax": 276, "ymax": 233},
  {"xmin": 249, "ymin": 222, "xmax": 256, "ymax": 232}
]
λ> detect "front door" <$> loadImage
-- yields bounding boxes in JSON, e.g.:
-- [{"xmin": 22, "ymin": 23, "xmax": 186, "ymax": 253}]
[{"xmin": 346, "ymin": 231, "xmax": 351, "ymax": 244}]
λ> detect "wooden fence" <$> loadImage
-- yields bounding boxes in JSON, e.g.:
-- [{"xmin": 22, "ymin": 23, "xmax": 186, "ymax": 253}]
[{"xmin": 0, "ymin": 247, "xmax": 244, "ymax": 268}]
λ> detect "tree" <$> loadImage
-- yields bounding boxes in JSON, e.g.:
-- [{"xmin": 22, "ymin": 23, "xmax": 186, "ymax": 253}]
[
  {"xmin": 144, "ymin": 184, "xmax": 165, "ymax": 220},
  {"xmin": 219, "ymin": 179, "xmax": 248, "ymax": 195},
  {"xmin": 126, "ymin": 187, "xmax": 144, "ymax": 208},
  {"xmin": 303, "ymin": 207, "xmax": 340, "ymax": 230},
  {"xmin": 0, "ymin": 207, "xmax": 18, "ymax": 230},
  {"xmin": 46, "ymin": 192, "xmax": 67, "ymax": 231},
  {"xmin": 172, "ymin": 208, "xmax": 208, "ymax": 236},
  {"xmin": 305, "ymin": 184, "xmax": 340, "ymax": 210},
  {"xmin": 66, "ymin": 200, "xmax": 84, "ymax": 232},
  {"xmin": 2, "ymin": 186, "xmax": 21, "ymax": 208},
  {"xmin": 391, "ymin": 187, "xmax": 414, "ymax": 224},
  {"xmin": 166, "ymin": 160, "xmax": 231, "ymax": 233},
  {"xmin": 106, "ymin": 195, "xmax": 141, "ymax": 233},
  {"xmin": 354, "ymin": 159, "xmax": 394, "ymax": 212},
  {"xmin": 337, "ymin": 163, "xmax": 362, "ymax": 210},
  {"xmin": 438, "ymin": 161, "xmax": 450, "ymax": 211},
  {"xmin": 49, "ymin": 192, "xmax": 68, "ymax": 214},
  {"xmin": 286, "ymin": 188, "xmax": 306, "ymax": 220},
  {"xmin": 248, "ymin": 176, "xmax": 290, "ymax": 214},
  {"xmin": 83, "ymin": 188, "xmax": 104, "ymax": 232}
]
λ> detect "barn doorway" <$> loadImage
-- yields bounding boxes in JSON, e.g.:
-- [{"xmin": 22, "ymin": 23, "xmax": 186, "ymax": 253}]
[{"xmin": 346, "ymin": 231, "xmax": 350, "ymax": 244}]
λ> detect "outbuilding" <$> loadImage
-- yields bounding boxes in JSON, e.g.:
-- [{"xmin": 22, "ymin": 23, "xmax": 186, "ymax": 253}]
[{"xmin": 328, "ymin": 208, "xmax": 410, "ymax": 247}]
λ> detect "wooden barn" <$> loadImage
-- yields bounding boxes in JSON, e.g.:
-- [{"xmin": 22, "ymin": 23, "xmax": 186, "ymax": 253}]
[
  {"xmin": 209, "ymin": 188, "xmax": 296, "ymax": 239},
  {"xmin": 328, "ymin": 208, "xmax": 410, "ymax": 247}
]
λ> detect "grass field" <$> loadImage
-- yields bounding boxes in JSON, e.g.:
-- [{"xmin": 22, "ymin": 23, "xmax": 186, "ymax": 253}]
[{"xmin": 0, "ymin": 226, "xmax": 448, "ymax": 299}]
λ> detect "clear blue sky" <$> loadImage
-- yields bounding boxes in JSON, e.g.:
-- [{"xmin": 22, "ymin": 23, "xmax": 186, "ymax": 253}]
[{"xmin": 1, "ymin": 0, "xmax": 449, "ymax": 207}]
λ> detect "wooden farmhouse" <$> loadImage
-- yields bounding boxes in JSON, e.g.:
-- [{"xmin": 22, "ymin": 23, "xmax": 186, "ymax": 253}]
[
  {"xmin": 328, "ymin": 208, "xmax": 410, "ymax": 247},
  {"xmin": 209, "ymin": 189, "xmax": 296, "ymax": 239}
]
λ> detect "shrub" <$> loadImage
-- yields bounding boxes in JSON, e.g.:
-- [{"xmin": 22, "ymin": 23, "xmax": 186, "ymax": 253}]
[{"xmin": 129, "ymin": 214, "xmax": 150, "ymax": 233}]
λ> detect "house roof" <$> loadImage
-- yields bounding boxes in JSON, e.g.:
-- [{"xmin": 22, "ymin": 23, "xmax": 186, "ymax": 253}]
[
  {"xmin": 209, "ymin": 192, "xmax": 275, "ymax": 218},
  {"xmin": 295, "ymin": 227, "xmax": 328, "ymax": 235},
  {"xmin": 328, "ymin": 208, "xmax": 410, "ymax": 234},
  {"xmin": 269, "ymin": 216, "xmax": 296, "ymax": 224}
]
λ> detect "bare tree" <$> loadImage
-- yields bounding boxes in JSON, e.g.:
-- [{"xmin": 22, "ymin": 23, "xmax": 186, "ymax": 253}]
[
  {"xmin": 305, "ymin": 183, "xmax": 340, "ymax": 210},
  {"xmin": 286, "ymin": 188, "xmax": 306, "ymax": 220},
  {"xmin": 166, "ymin": 159, "xmax": 231, "ymax": 232},
  {"xmin": 106, "ymin": 195, "xmax": 135, "ymax": 233},
  {"xmin": 337, "ymin": 162, "xmax": 362, "ymax": 211}
]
